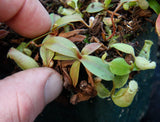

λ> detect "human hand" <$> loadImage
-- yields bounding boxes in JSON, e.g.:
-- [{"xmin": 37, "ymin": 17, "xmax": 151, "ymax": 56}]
[
  {"xmin": 0, "ymin": 0, "xmax": 63, "ymax": 121},
  {"xmin": 0, "ymin": 0, "xmax": 51, "ymax": 38}
]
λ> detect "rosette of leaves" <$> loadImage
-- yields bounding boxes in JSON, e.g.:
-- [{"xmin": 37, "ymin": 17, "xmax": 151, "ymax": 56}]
[{"xmin": 41, "ymin": 35, "xmax": 114, "ymax": 87}]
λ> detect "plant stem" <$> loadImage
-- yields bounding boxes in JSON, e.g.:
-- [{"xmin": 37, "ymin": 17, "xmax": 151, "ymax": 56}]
[
  {"xmin": 105, "ymin": 3, "xmax": 123, "ymax": 41},
  {"xmin": 25, "ymin": 32, "xmax": 51, "ymax": 47}
]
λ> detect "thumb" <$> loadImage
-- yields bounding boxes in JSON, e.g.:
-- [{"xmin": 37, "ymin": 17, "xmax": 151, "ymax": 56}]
[{"xmin": 0, "ymin": 67, "xmax": 63, "ymax": 122}]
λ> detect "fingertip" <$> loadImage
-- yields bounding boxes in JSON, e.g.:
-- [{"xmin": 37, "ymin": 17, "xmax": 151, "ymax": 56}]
[
  {"xmin": 44, "ymin": 72, "xmax": 63, "ymax": 104},
  {"xmin": 0, "ymin": 67, "xmax": 63, "ymax": 121},
  {"xmin": 0, "ymin": 0, "xmax": 25, "ymax": 22},
  {"xmin": 6, "ymin": 0, "xmax": 51, "ymax": 38}
]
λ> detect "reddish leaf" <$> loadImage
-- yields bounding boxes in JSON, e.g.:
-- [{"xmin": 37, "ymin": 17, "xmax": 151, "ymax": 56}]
[
  {"xmin": 156, "ymin": 14, "xmax": 160, "ymax": 36},
  {"xmin": 59, "ymin": 29, "xmax": 86, "ymax": 42},
  {"xmin": 59, "ymin": 29, "xmax": 86, "ymax": 38},
  {"xmin": 68, "ymin": 35, "xmax": 86, "ymax": 42},
  {"xmin": 60, "ymin": 60, "xmax": 74, "ymax": 68},
  {"xmin": 62, "ymin": 68, "xmax": 73, "ymax": 89},
  {"xmin": 0, "ymin": 29, "xmax": 9, "ymax": 39},
  {"xmin": 81, "ymin": 43, "xmax": 101, "ymax": 55}
]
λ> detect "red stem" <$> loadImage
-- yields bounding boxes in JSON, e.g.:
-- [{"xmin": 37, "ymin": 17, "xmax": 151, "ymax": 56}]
[{"xmin": 105, "ymin": 3, "xmax": 122, "ymax": 41}]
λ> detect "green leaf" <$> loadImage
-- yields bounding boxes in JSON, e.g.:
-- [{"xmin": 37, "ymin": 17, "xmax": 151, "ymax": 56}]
[
  {"xmin": 40, "ymin": 35, "xmax": 55, "ymax": 66},
  {"xmin": 113, "ymin": 74, "xmax": 129, "ymax": 88},
  {"xmin": 103, "ymin": 17, "xmax": 121, "ymax": 27},
  {"xmin": 44, "ymin": 36, "xmax": 80, "ymax": 59},
  {"xmin": 58, "ymin": 6, "xmax": 76, "ymax": 16},
  {"xmin": 7, "ymin": 48, "xmax": 39, "ymax": 70},
  {"xmin": 54, "ymin": 53, "xmax": 75, "ymax": 60},
  {"xmin": 81, "ymin": 43, "xmax": 101, "ymax": 55},
  {"xmin": 67, "ymin": 0, "xmax": 78, "ymax": 9},
  {"xmin": 50, "ymin": 13, "xmax": 61, "ymax": 30},
  {"xmin": 101, "ymin": 52, "xmax": 108, "ymax": 61},
  {"xmin": 135, "ymin": 56, "xmax": 156, "ymax": 70},
  {"xmin": 86, "ymin": 2, "xmax": 104, "ymax": 13},
  {"xmin": 70, "ymin": 60, "xmax": 81, "ymax": 87},
  {"xmin": 40, "ymin": 46, "xmax": 54, "ymax": 67},
  {"xmin": 110, "ymin": 43, "xmax": 135, "ymax": 56},
  {"xmin": 16, "ymin": 42, "xmax": 32, "ymax": 56},
  {"xmin": 112, "ymin": 80, "xmax": 138, "ymax": 107},
  {"xmin": 16, "ymin": 42, "xmax": 27, "ymax": 52},
  {"xmin": 80, "ymin": 55, "xmax": 114, "ymax": 81},
  {"xmin": 23, "ymin": 48, "xmax": 32, "ymax": 56},
  {"xmin": 139, "ymin": 40, "xmax": 153, "ymax": 60},
  {"xmin": 95, "ymin": 82, "xmax": 110, "ymax": 98},
  {"xmin": 148, "ymin": 0, "xmax": 160, "ymax": 15},
  {"xmin": 53, "ymin": 14, "xmax": 83, "ymax": 29},
  {"xmin": 104, "ymin": 0, "xmax": 111, "ymax": 8},
  {"xmin": 123, "ymin": 2, "xmax": 130, "ymax": 10},
  {"xmin": 109, "ymin": 58, "xmax": 132, "ymax": 75},
  {"xmin": 137, "ymin": 0, "xmax": 149, "ymax": 10}
]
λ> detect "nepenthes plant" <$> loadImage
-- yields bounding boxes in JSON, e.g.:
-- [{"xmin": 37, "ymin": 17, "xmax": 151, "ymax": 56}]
[{"xmin": 7, "ymin": 0, "xmax": 159, "ymax": 107}]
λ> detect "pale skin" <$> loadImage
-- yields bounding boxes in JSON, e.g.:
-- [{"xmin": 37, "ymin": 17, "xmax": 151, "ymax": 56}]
[{"xmin": 0, "ymin": 0, "xmax": 63, "ymax": 121}]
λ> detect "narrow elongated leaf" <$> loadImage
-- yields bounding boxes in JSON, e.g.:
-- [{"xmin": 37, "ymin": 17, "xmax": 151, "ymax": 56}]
[
  {"xmin": 7, "ymin": 48, "xmax": 39, "ymax": 70},
  {"xmin": 81, "ymin": 43, "xmax": 101, "ymax": 55},
  {"xmin": 101, "ymin": 52, "xmax": 108, "ymax": 61},
  {"xmin": 109, "ymin": 58, "xmax": 132, "ymax": 75},
  {"xmin": 44, "ymin": 36, "xmax": 80, "ymax": 59},
  {"xmin": 70, "ymin": 60, "xmax": 81, "ymax": 87},
  {"xmin": 113, "ymin": 74, "xmax": 129, "ymax": 88},
  {"xmin": 148, "ymin": 0, "xmax": 160, "ymax": 15},
  {"xmin": 110, "ymin": 43, "xmax": 135, "ymax": 56},
  {"xmin": 95, "ymin": 82, "xmax": 110, "ymax": 98},
  {"xmin": 54, "ymin": 53, "xmax": 75, "ymax": 60},
  {"xmin": 86, "ymin": 2, "xmax": 104, "ymax": 13},
  {"xmin": 80, "ymin": 55, "xmax": 114, "ymax": 81},
  {"xmin": 53, "ymin": 14, "xmax": 83, "ymax": 29}
]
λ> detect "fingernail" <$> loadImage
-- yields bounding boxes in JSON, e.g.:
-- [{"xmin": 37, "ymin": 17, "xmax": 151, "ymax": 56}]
[{"xmin": 44, "ymin": 73, "xmax": 63, "ymax": 104}]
